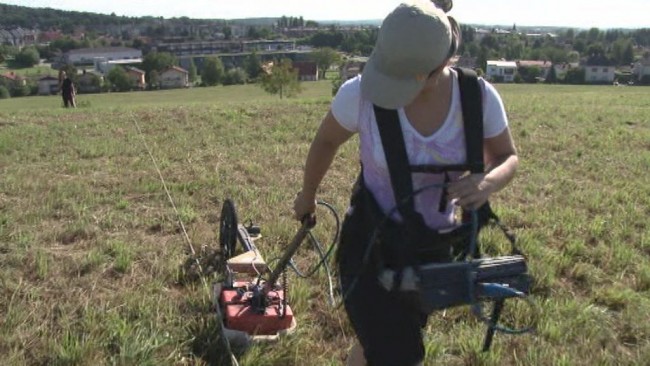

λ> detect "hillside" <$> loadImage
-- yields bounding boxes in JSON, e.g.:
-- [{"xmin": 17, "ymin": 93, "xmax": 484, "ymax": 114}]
[{"xmin": 0, "ymin": 3, "xmax": 319, "ymax": 29}]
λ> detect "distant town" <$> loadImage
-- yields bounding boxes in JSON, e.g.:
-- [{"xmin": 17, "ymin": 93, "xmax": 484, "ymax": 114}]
[{"xmin": 1, "ymin": 3, "xmax": 649, "ymax": 99}]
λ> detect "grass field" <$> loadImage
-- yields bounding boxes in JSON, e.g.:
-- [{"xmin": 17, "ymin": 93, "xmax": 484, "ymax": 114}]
[
  {"xmin": 0, "ymin": 64, "xmax": 58, "ymax": 79},
  {"xmin": 1, "ymin": 80, "xmax": 649, "ymax": 365}
]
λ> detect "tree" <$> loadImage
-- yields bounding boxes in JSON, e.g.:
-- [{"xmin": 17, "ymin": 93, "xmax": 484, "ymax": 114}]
[
  {"xmin": 460, "ymin": 24, "xmax": 476, "ymax": 44},
  {"xmin": 309, "ymin": 30, "xmax": 344, "ymax": 48},
  {"xmin": 611, "ymin": 38, "xmax": 634, "ymax": 65},
  {"xmin": 587, "ymin": 27, "xmax": 602, "ymax": 42},
  {"xmin": 622, "ymin": 42, "xmax": 634, "ymax": 65},
  {"xmin": 201, "ymin": 57, "xmax": 224, "ymax": 86},
  {"xmin": 148, "ymin": 70, "xmax": 160, "ymax": 90},
  {"xmin": 517, "ymin": 66, "xmax": 543, "ymax": 83},
  {"xmin": 223, "ymin": 68, "xmax": 248, "ymax": 85},
  {"xmin": 309, "ymin": 47, "xmax": 341, "ymax": 79},
  {"xmin": 141, "ymin": 51, "xmax": 176, "ymax": 85},
  {"xmin": 0, "ymin": 85, "xmax": 10, "ymax": 99},
  {"xmin": 573, "ymin": 39, "xmax": 587, "ymax": 54},
  {"xmin": 13, "ymin": 47, "xmax": 40, "ymax": 68},
  {"xmin": 106, "ymin": 66, "xmax": 133, "ymax": 92},
  {"xmin": 59, "ymin": 64, "xmax": 78, "ymax": 81},
  {"xmin": 244, "ymin": 52, "xmax": 263, "ymax": 81},
  {"xmin": 480, "ymin": 34, "xmax": 499, "ymax": 50},
  {"xmin": 504, "ymin": 38, "xmax": 525, "ymax": 60},
  {"xmin": 564, "ymin": 68, "xmax": 585, "ymax": 84},
  {"xmin": 223, "ymin": 26, "xmax": 232, "ymax": 40},
  {"xmin": 567, "ymin": 51, "xmax": 580, "ymax": 63},
  {"xmin": 10, "ymin": 83, "xmax": 31, "ymax": 97},
  {"xmin": 563, "ymin": 28, "xmax": 575, "ymax": 41},
  {"xmin": 331, "ymin": 75, "xmax": 344, "ymax": 96},
  {"xmin": 0, "ymin": 45, "xmax": 16, "ymax": 61},
  {"xmin": 259, "ymin": 58, "xmax": 302, "ymax": 99},
  {"xmin": 188, "ymin": 59, "xmax": 198, "ymax": 83},
  {"xmin": 340, "ymin": 29, "xmax": 377, "ymax": 56},
  {"xmin": 248, "ymin": 26, "xmax": 272, "ymax": 40},
  {"xmin": 545, "ymin": 65, "xmax": 558, "ymax": 84},
  {"xmin": 586, "ymin": 43, "xmax": 605, "ymax": 57}
]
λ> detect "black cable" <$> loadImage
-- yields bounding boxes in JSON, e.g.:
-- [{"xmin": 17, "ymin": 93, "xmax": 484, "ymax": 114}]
[{"xmin": 262, "ymin": 200, "xmax": 341, "ymax": 307}]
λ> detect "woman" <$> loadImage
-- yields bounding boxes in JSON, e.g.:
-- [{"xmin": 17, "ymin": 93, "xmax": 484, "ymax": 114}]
[
  {"xmin": 293, "ymin": 1, "xmax": 518, "ymax": 364},
  {"xmin": 59, "ymin": 70, "xmax": 76, "ymax": 108}
]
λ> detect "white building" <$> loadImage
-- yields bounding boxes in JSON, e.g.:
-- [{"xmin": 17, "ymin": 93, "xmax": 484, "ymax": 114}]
[
  {"xmin": 632, "ymin": 56, "xmax": 650, "ymax": 82},
  {"xmin": 242, "ymin": 40, "xmax": 296, "ymax": 52},
  {"xmin": 486, "ymin": 60, "xmax": 518, "ymax": 83},
  {"xmin": 64, "ymin": 47, "xmax": 142, "ymax": 66},
  {"xmin": 93, "ymin": 58, "xmax": 143, "ymax": 75},
  {"xmin": 583, "ymin": 56, "xmax": 615, "ymax": 84},
  {"xmin": 160, "ymin": 66, "xmax": 189, "ymax": 89},
  {"xmin": 584, "ymin": 65, "xmax": 615, "ymax": 83},
  {"xmin": 38, "ymin": 75, "xmax": 59, "ymax": 95}
]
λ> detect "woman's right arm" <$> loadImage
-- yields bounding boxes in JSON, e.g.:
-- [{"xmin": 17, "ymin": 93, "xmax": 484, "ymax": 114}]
[{"xmin": 294, "ymin": 109, "xmax": 354, "ymax": 220}]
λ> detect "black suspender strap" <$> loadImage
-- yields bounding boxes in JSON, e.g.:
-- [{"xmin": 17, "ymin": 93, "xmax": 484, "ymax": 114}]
[
  {"xmin": 454, "ymin": 67, "xmax": 485, "ymax": 174},
  {"xmin": 373, "ymin": 105, "xmax": 420, "ymax": 221}
]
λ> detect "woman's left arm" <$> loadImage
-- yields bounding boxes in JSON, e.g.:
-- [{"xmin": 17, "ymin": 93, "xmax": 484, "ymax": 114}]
[{"xmin": 447, "ymin": 127, "xmax": 519, "ymax": 210}]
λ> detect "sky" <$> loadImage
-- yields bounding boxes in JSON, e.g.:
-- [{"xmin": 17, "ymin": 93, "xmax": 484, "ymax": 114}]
[{"xmin": 2, "ymin": 0, "xmax": 649, "ymax": 29}]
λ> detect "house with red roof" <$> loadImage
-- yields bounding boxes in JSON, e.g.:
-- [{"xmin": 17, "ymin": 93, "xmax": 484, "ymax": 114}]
[
  {"xmin": 125, "ymin": 66, "xmax": 146, "ymax": 90},
  {"xmin": 1, "ymin": 72, "xmax": 26, "ymax": 87}
]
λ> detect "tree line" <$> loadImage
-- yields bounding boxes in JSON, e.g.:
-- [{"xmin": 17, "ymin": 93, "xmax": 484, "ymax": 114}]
[
  {"xmin": 305, "ymin": 25, "xmax": 649, "ymax": 69},
  {"xmin": 4, "ymin": 2, "xmax": 648, "ymax": 71}
]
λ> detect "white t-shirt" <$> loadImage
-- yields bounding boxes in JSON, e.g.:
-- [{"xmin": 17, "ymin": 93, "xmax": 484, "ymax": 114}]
[{"xmin": 331, "ymin": 69, "xmax": 509, "ymax": 230}]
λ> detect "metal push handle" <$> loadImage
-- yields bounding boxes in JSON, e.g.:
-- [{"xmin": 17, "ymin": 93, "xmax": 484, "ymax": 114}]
[{"xmin": 264, "ymin": 216, "xmax": 316, "ymax": 292}]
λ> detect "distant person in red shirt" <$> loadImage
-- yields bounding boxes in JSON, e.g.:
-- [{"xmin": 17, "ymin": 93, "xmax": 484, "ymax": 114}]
[{"xmin": 59, "ymin": 70, "xmax": 76, "ymax": 108}]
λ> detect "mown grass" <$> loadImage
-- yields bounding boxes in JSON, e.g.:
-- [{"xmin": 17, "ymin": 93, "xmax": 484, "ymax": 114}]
[{"xmin": 0, "ymin": 81, "xmax": 649, "ymax": 365}]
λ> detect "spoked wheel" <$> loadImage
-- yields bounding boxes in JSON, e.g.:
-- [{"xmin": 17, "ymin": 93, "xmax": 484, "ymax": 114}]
[{"xmin": 219, "ymin": 199, "xmax": 239, "ymax": 260}]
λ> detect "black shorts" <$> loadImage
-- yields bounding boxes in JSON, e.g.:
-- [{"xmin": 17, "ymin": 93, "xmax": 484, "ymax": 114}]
[
  {"xmin": 337, "ymin": 194, "xmax": 432, "ymax": 366},
  {"xmin": 336, "ymin": 176, "xmax": 474, "ymax": 365},
  {"xmin": 339, "ymin": 269, "xmax": 428, "ymax": 366},
  {"xmin": 62, "ymin": 93, "xmax": 74, "ymax": 107}
]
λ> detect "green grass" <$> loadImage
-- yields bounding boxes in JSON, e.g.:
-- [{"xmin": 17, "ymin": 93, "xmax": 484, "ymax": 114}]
[
  {"xmin": 0, "ymin": 80, "xmax": 332, "ymax": 112},
  {"xmin": 0, "ymin": 81, "xmax": 649, "ymax": 365},
  {"xmin": 0, "ymin": 63, "xmax": 58, "ymax": 78}
]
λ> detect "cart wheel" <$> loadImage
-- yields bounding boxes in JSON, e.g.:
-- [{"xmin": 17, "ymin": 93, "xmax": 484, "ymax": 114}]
[{"xmin": 219, "ymin": 199, "xmax": 238, "ymax": 260}]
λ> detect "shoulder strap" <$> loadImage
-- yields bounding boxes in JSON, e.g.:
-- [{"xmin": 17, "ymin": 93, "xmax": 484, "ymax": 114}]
[
  {"xmin": 373, "ymin": 105, "xmax": 420, "ymax": 220},
  {"xmin": 454, "ymin": 67, "xmax": 484, "ymax": 174}
]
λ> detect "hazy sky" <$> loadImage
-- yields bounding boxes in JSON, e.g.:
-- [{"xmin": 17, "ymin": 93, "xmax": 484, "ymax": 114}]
[{"xmin": 3, "ymin": 0, "xmax": 649, "ymax": 29}]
